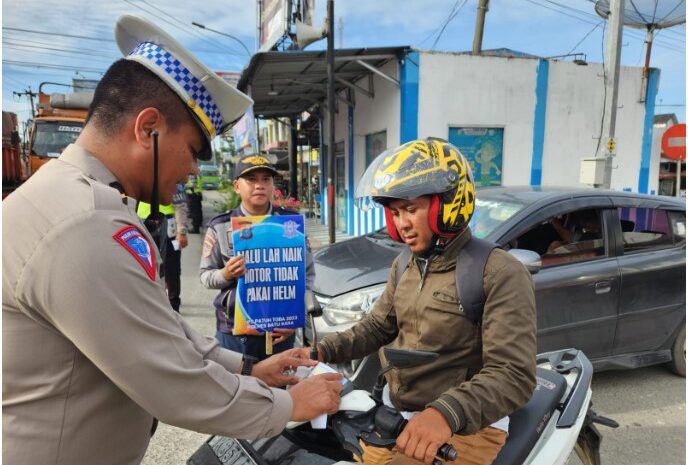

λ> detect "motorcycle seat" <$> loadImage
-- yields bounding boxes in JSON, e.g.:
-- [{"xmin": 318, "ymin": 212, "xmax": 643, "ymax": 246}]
[{"xmin": 491, "ymin": 367, "xmax": 567, "ymax": 465}]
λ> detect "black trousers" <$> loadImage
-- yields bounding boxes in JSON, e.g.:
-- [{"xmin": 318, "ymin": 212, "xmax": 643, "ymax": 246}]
[
  {"xmin": 187, "ymin": 193, "xmax": 203, "ymax": 233},
  {"xmin": 162, "ymin": 238, "xmax": 182, "ymax": 312}
]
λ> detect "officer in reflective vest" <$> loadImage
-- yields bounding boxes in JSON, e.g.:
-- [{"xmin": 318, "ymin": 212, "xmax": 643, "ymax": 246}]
[{"xmin": 137, "ymin": 194, "xmax": 188, "ymax": 311}]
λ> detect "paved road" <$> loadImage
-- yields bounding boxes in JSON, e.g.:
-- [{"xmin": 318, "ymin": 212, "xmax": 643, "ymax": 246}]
[{"xmin": 142, "ymin": 190, "xmax": 685, "ymax": 465}]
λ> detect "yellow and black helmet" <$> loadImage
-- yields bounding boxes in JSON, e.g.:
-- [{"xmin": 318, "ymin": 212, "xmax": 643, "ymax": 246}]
[{"xmin": 355, "ymin": 137, "xmax": 475, "ymax": 241}]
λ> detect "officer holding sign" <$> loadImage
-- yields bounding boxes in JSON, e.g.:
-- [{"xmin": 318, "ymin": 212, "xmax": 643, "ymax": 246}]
[
  {"xmin": 200, "ymin": 154, "xmax": 315, "ymax": 360},
  {"xmin": 2, "ymin": 16, "xmax": 341, "ymax": 465}
]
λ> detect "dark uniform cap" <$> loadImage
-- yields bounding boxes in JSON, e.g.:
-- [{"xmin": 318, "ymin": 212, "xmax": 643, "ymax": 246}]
[{"xmin": 234, "ymin": 155, "xmax": 278, "ymax": 179}]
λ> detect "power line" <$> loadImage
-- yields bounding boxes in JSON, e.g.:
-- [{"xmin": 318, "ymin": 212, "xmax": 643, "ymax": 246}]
[
  {"xmin": 2, "ymin": 26, "xmax": 114, "ymax": 42},
  {"xmin": 3, "ymin": 60, "xmax": 106, "ymax": 74},
  {"xmin": 2, "ymin": 30, "xmax": 247, "ymax": 56},
  {"xmin": 3, "ymin": 42, "xmax": 119, "ymax": 60},
  {"xmin": 121, "ymin": 0, "xmax": 246, "ymax": 57},
  {"xmin": 567, "ymin": 20, "xmax": 603, "ymax": 54},
  {"xmin": 520, "ymin": 0, "xmax": 684, "ymax": 53},
  {"xmin": 432, "ymin": 0, "xmax": 469, "ymax": 50}
]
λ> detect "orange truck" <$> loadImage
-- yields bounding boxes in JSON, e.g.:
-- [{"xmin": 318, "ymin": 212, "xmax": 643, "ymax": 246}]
[
  {"xmin": 2, "ymin": 111, "xmax": 25, "ymax": 198},
  {"xmin": 27, "ymin": 91, "xmax": 92, "ymax": 175}
]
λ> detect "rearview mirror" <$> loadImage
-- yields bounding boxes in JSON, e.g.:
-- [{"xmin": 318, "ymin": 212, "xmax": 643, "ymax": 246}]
[{"xmin": 305, "ymin": 290, "xmax": 323, "ymax": 317}]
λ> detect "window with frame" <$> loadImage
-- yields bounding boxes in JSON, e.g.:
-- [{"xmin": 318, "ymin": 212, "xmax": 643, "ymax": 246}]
[
  {"xmin": 512, "ymin": 208, "xmax": 606, "ymax": 268},
  {"xmin": 365, "ymin": 131, "xmax": 387, "ymax": 166},
  {"xmin": 619, "ymin": 207, "xmax": 682, "ymax": 252}
]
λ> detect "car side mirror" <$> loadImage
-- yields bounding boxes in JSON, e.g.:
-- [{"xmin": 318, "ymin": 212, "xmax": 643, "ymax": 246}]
[
  {"xmin": 305, "ymin": 290, "xmax": 323, "ymax": 317},
  {"xmin": 508, "ymin": 249, "xmax": 542, "ymax": 274}
]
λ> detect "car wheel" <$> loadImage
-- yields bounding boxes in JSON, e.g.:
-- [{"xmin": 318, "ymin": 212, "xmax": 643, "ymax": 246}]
[{"xmin": 667, "ymin": 323, "xmax": 685, "ymax": 377}]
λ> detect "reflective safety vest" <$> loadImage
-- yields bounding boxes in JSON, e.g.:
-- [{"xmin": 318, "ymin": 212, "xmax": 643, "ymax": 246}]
[{"xmin": 137, "ymin": 202, "xmax": 175, "ymax": 219}]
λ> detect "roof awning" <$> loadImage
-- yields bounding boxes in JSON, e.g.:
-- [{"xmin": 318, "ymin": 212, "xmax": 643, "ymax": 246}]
[{"xmin": 237, "ymin": 46, "xmax": 410, "ymax": 119}]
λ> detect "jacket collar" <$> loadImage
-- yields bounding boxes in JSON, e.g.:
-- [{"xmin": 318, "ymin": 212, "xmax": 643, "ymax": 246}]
[{"xmin": 422, "ymin": 228, "xmax": 473, "ymax": 271}]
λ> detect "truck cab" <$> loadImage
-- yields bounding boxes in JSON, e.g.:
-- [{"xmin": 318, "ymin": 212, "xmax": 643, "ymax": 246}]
[{"xmin": 28, "ymin": 92, "xmax": 92, "ymax": 174}]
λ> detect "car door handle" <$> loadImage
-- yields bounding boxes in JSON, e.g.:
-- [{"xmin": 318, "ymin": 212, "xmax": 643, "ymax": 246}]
[{"xmin": 594, "ymin": 281, "xmax": 612, "ymax": 294}]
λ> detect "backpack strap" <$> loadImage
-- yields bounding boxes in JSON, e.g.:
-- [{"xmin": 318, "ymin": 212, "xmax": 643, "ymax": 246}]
[{"xmin": 456, "ymin": 238, "xmax": 498, "ymax": 325}]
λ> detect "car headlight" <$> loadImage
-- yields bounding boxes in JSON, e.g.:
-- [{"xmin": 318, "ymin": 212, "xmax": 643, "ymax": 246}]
[{"xmin": 322, "ymin": 283, "xmax": 387, "ymax": 326}]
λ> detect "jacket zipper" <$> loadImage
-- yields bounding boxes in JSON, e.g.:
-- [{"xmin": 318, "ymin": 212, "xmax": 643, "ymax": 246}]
[{"xmin": 416, "ymin": 257, "xmax": 429, "ymax": 291}]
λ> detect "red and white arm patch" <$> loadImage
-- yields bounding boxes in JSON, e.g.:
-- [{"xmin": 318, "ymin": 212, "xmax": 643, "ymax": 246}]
[{"xmin": 113, "ymin": 225, "xmax": 156, "ymax": 281}]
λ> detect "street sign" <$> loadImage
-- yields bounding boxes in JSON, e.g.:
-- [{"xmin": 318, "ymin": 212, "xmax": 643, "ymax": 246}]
[{"xmin": 661, "ymin": 123, "xmax": 686, "ymax": 161}]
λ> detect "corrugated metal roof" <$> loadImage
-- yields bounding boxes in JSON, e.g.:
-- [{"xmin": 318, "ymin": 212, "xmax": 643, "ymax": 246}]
[{"xmin": 237, "ymin": 46, "xmax": 409, "ymax": 118}]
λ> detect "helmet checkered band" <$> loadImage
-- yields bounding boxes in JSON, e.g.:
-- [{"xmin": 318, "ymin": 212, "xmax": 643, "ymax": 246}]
[{"xmin": 129, "ymin": 42, "xmax": 223, "ymax": 136}]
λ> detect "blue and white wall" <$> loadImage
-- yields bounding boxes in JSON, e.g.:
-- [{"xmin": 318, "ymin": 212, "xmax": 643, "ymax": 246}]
[{"xmin": 323, "ymin": 49, "xmax": 657, "ymax": 237}]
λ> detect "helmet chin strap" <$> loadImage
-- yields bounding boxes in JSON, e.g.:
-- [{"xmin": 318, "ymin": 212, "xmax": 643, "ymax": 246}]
[
  {"xmin": 143, "ymin": 130, "xmax": 163, "ymax": 248},
  {"xmin": 418, "ymin": 227, "xmax": 467, "ymax": 258}
]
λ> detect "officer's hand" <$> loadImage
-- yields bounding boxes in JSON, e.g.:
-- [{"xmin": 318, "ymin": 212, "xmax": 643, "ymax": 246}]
[
  {"xmin": 396, "ymin": 407, "xmax": 452, "ymax": 465},
  {"xmin": 288, "ymin": 373, "xmax": 343, "ymax": 421},
  {"xmin": 176, "ymin": 234, "xmax": 188, "ymax": 249},
  {"xmin": 252, "ymin": 348, "xmax": 318, "ymax": 387},
  {"xmin": 222, "ymin": 255, "xmax": 246, "ymax": 280},
  {"xmin": 272, "ymin": 328, "xmax": 295, "ymax": 345}
]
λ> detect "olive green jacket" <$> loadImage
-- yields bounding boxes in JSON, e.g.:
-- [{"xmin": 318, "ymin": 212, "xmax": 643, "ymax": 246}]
[{"xmin": 318, "ymin": 230, "xmax": 536, "ymax": 435}]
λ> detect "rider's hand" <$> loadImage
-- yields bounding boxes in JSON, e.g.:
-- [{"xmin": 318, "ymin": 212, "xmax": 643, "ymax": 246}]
[
  {"xmin": 252, "ymin": 348, "xmax": 318, "ymax": 387},
  {"xmin": 288, "ymin": 373, "xmax": 343, "ymax": 421},
  {"xmin": 222, "ymin": 255, "xmax": 246, "ymax": 280},
  {"xmin": 293, "ymin": 346, "xmax": 324, "ymax": 362},
  {"xmin": 272, "ymin": 328, "xmax": 295, "ymax": 345},
  {"xmin": 396, "ymin": 407, "xmax": 452, "ymax": 465}
]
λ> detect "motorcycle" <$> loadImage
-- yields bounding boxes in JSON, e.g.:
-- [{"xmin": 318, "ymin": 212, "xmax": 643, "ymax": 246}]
[
  {"xmin": 188, "ymin": 295, "xmax": 618, "ymax": 465},
  {"xmin": 188, "ymin": 345, "xmax": 617, "ymax": 465}
]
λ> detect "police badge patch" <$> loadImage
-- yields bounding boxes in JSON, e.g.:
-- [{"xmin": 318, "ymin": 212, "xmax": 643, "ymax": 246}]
[{"xmin": 113, "ymin": 225, "xmax": 156, "ymax": 280}]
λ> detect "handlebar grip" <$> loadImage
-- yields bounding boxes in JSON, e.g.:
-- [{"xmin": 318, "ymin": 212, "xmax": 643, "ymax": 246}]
[{"xmin": 437, "ymin": 443, "xmax": 457, "ymax": 461}]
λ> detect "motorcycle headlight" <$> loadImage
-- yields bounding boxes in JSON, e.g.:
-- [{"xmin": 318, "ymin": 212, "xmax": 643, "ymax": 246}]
[{"xmin": 321, "ymin": 283, "xmax": 386, "ymax": 326}]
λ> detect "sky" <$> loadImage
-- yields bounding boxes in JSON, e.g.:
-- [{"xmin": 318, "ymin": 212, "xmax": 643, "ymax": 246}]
[{"xmin": 2, "ymin": 0, "xmax": 686, "ymax": 128}]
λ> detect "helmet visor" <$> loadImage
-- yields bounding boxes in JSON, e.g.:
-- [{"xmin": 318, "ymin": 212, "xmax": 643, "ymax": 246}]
[{"xmin": 355, "ymin": 143, "xmax": 461, "ymax": 211}]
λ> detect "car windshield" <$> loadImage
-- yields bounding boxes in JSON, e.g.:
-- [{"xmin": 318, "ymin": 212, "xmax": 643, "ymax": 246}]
[
  {"xmin": 469, "ymin": 197, "xmax": 528, "ymax": 239},
  {"xmin": 31, "ymin": 121, "xmax": 83, "ymax": 157}
]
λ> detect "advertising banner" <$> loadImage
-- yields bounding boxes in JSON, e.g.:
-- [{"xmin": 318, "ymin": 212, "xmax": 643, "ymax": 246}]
[
  {"xmin": 232, "ymin": 214, "xmax": 306, "ymax": 335},
  {"xmin": 448, "ymin": 127, "xmax": 504, "ymax": 187}
]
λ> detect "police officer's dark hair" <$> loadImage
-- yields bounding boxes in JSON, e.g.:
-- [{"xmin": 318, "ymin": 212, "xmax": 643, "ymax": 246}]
[{"xmin": 86, "ymin": 59, "xmax": 190, "ymax": 136}]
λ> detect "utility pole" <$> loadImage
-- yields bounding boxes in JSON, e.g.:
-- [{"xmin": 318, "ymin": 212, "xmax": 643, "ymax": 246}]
[
  {"xmin": 338, "ymin": 17, "xmax": 343, "ymax": 49},
  {"xmin": 13, "ymin": 87, "xmax": 37, "ymax": 119},
  {"xmin": 289, "ymin": 116, "xmax": 298, "ymax": 198},
  {"xmin": 601, "ymin": 0, "xmax": 625, "ymax": 189},
  {"xmin": 326, "ymin": 0, "xmax": 336, "ymax": 244},
  {"xmin": 472, "ymin": 0, "xmax": 490, "ymax": 55}
]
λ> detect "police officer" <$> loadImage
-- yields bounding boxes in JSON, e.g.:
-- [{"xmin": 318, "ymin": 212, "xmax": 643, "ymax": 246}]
[
  {"xmin": 137, "ymin": 192, "xmax": 188, "ymax": 311},
  {"xmin": 3, "ymin": 15, "xmax": 342, "ymax": 465},
  {"xmin": 185, "ymin": 173, "xmax": 203, "ymax": 233}
]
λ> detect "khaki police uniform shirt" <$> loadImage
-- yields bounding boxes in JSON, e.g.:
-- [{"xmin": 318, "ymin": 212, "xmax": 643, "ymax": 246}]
[{"xmin": 2, "ymin": 144, "xmax": 292, "ymax": 465}]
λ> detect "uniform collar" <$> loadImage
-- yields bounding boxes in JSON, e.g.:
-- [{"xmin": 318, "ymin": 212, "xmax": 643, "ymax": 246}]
[
  {"xmin": 239, "ymin": 203, "xmax": 273, "ymax": 217},
  {"xmin": 59, "ymin": 144, "xmax": 135, "ymax": 206},
  {"xmin": 59, "ymin": 144, "xmax": 120, "ymax": 187}
]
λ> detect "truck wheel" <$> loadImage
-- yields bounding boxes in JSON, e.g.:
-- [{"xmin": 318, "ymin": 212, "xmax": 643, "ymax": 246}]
[{"xmin": 667, "ymin": 324, "xmax": 685, "ymax": 377}]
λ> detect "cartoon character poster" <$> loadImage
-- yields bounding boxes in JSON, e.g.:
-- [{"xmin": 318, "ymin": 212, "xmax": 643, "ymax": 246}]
[
  {"xmin": 448, "ymin": 127, "xmax": 504, "ymax": 187},
  {"xmin": 231, "ymin": 215, "xmax": 306, "ymax": 335}
]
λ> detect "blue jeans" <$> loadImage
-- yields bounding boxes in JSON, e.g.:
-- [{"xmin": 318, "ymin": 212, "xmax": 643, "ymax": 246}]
[{"xmin": 215, "ymin": 331, "xmax": 296, "ymax": 361}]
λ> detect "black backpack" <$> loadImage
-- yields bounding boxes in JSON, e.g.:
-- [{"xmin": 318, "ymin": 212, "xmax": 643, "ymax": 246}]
[{"xmin": 394, "ymin": 237, "xmax": 498, "ymax": 325}]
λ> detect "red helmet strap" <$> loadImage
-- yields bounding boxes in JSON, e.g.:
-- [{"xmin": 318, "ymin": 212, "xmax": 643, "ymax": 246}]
[
  {"xmin": 428, "ymin": 194, "xmax": 443, "ymax": 236},
  {"xmin": 383, "ymin": 206, "xmax": 402, "ymax": 242}
]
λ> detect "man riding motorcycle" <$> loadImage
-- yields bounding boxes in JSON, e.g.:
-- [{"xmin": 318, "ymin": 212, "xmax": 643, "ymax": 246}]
[{"xmin": 300, "ymin": 138, "xmax": 537, "ymax": 465}]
